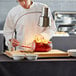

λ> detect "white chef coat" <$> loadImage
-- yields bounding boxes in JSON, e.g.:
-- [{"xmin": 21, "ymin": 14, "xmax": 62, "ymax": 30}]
[{"xmin": 3, "ymin": 2, "xmax": 57, "ymax": 50}]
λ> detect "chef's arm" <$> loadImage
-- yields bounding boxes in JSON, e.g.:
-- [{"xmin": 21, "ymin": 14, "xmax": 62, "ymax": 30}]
[
  {"xmin": 40, "ymin": 8, "xmax": 57, "ymax": 40},
  {"xmin": 3, "ymin": 12, "xmax": 15, "ymax": 46}
]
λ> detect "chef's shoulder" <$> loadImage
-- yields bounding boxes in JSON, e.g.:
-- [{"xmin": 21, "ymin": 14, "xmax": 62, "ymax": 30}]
[{"xmin": 7, "ymin": 5, "xmax": 21, "ymax": 17}]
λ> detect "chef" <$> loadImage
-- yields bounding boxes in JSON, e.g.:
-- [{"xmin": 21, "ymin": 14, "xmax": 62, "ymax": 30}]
[{"xmin": 3, "ymin": 0, "xmax": 57, "ymax": 50}]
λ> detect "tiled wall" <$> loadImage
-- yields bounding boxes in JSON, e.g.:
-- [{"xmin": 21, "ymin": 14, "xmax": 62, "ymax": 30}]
[{"xmin": 0, "ymin": 0, "xmax": 76, "ymax": 30}]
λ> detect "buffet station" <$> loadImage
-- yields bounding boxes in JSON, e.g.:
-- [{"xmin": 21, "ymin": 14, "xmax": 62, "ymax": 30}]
[
  {"xmin": 4, "ymin": 34, "xmax": 69, "ymax": 60},
  {"xmin": 3, "ymin": 31, "xmax": 76, "ymax": 61},
  {"xmin": 3, "ymin": 10, "xmax": 72, "ymax": 60},
  {"xmin": 1, "ymin": 11, "xmax": 76, "ymax": 76}
]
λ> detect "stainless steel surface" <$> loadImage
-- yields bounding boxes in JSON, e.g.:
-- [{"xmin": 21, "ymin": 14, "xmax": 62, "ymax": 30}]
[
  {"xmin": 63, "ymin": 16, "xmax": 72, "ymax": 24},
  {"xmin": 58, "ymin": 24, "xmax": 75, "ymax": 32},
  {"xmin": 53, "ymin": 11, "xmax": 76, "ymax": 32}
]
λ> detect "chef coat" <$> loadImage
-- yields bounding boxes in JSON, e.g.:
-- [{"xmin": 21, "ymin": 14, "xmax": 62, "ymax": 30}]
[{"xmin": 3, "ymin": 2, "xmax": 57, "ymax": 50}]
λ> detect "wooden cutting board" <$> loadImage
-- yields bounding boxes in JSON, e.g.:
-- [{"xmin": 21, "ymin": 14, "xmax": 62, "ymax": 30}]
[
  {"xmin": 33, "ymin": 49, "xmax": 69, "ymax": 58},
  {"xmin": 4, "ymin": 49, "xmax": 69, "ymax": 58}
]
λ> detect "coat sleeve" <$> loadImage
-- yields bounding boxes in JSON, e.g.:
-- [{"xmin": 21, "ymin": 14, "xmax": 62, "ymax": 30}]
[
  {"xmin": 40, "ymin": 7, "xmax": 57, "ymax": 40},
  {"xmin": 3, "ymin": 11, "xmax": 15, "ymax": 46}
]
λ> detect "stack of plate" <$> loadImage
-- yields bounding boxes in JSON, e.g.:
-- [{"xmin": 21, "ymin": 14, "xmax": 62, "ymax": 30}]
[{"xmin": 68, "ymin": 49, "xmax": 76, "ymax": 57}]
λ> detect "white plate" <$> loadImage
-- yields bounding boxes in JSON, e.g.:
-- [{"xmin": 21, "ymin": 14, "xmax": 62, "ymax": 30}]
[
  {"xmin": 12, "ymin": 55, "xmax": 25, "ymax": 60},
  {"xmin": 25, "ymin": 54, "xmax": 38, "ymax": 60}
]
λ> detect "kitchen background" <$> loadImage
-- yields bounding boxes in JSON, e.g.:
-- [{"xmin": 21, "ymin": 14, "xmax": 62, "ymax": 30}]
[{"xmin": 0, "ymin": 0, "xmax": 76, "ymax": 51}]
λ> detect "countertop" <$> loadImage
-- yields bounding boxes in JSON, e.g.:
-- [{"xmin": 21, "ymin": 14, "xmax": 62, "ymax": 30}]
[{"xmin": 0, "ymin": 53, "xmax": 76, "ymax": 62}]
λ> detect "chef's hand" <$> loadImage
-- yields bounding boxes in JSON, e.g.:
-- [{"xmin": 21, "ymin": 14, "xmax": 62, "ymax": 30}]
[{"xmin": 9, "ymin": 39, "xmax": 20, "ymax": 47}]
